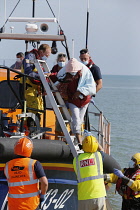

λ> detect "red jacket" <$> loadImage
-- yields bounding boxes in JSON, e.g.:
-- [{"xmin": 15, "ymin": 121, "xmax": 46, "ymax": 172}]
[
  {"xmin": 67, "ymin": 71, "xmax": 91, "ymax": 108},
  {"xmin": 50, "ymin": 64, "xmax": 60, "ymax": 83}
]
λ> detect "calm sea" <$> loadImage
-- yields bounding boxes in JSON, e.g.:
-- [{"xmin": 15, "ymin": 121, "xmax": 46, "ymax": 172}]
[{"xmin": 89, "ymin": 75, "xmax": 140, "ymax": 209}]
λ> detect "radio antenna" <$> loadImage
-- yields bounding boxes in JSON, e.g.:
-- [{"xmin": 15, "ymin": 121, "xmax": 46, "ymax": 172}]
[{"xmin": 85, "ymin": 0, "xmax": 90, "ymax": 49}]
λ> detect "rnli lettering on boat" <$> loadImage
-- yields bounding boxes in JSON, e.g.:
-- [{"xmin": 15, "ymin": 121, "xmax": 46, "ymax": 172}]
[{"xmin": 80, "ymin": 158, "xmax": 95, "ymax": 167}]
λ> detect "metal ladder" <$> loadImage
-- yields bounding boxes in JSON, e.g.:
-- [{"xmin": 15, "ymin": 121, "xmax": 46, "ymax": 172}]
[{"xmin": 34, "ymin": 59, "xmax": 77, "ymax": 157}]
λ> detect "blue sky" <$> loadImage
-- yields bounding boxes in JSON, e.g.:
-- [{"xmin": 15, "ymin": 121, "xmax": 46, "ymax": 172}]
[{"xmin": 0, "ymin": 0, "xmax": 140, "ymax": 75}]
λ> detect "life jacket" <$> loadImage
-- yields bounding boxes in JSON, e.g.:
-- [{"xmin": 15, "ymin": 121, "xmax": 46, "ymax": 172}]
[
  {"xmin": 25, "ymin": 49, "xmax": 41, "ymax": 85},
  {"xmin": 50, "ymin": 64, "xmax": 60, "ymax": 83},
  {"xmin": 73, "ymin": 152, "xmax": 106, "ymax": 200},
  {"xmin": 22, "ymin": 50, "xmax": 44, "ymax": 112},
  {"xmin": 116, "ymin": 168, "xmax": 140, "ymax": 199},
  {"xmin": 30, "ymin": 49, "xmax": 40, "ymax": 59},
  {"xmin": 67, "ymin": 71, "xmax": 91, "ymax": 108},
  {"xmin": 30, "ymin": 51, "xmax": 41, "ymax": 85},
  {"xmin": 4, "ymin": 158, "xmax": 40, "ymax": 210}
]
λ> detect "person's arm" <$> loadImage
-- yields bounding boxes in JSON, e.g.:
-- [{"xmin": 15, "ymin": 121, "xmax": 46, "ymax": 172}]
[
  {"xmin": 96, "ymin": 79, "xmax": 102, "ymax": 93},
  {"xmin": 90, "ymin": 64, "xmax": 102, "ymax": 93},
  {"xmin": 104, "ymin": 172, "xmax": 119, "ymax": 184},
  {"xmin": 72, "ymin": 90, "xmax": 82, "ymax": 100},
  {"xmin": 34, "ymin": 160, "xmax": 48, "ymax": 194},
  {"xmin": 113, "ymin": 168, "xmax": 140, "ymax": 192},
  {"xmin": 122, "ymin": 173, "xmax": 140, "ymax": 192},
  {"xmin": 98, "ymin": 143, "xmax": 104, "ymax": 151},
  {"xmin": 23, "ymin": 53, "xmax": 36, "ymax": 75},
  {"xmin": 39, "ymin": 176, "xmax": 48, "ymax": 194},
  {"xmin": 77, "ymin": 65, "xmax": 96, "ymax": 96},
  {"xmin": 34, "ymin": 160, "xmax": 48, "ymax": 206},
  {"xmin": 57, "ymin": 66, "xmax": 66, "ymax": 82},
  {"xmin": 10, "ymin": 63, "xmax": 15, "ymax": 69}
]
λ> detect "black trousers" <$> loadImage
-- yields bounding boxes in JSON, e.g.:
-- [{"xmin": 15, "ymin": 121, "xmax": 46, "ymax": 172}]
[{"xmin": 122, "ymin": 197, "xmax": 140, "ymax": 210}]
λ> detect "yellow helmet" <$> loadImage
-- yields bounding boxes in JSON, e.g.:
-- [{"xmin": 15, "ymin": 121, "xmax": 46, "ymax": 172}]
[
  {"xmin": 132, "ymin": 153, "xmax": 140, "ymax": 165},
  {"xmin": 82, "ymin": 135, "xmax": 98, "ymax": 153}
]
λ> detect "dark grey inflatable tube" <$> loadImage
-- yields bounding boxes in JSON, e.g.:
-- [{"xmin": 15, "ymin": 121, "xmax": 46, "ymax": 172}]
[
  {"xmin": 103, "ymin": 152, "xmax": 121, "ymax": 173},
  {"xmin": 0, "ymin": 138, "xmax": 121, "ymax": 173},
  {"xmin": 0, "ymin": 138, "xmax": 72, "ymax": 162}
]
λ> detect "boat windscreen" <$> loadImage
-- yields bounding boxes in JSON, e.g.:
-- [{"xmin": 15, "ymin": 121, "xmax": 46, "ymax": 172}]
[{"xmin": 0, "ymin": 80, "xmax": 20, "ymax": 108}]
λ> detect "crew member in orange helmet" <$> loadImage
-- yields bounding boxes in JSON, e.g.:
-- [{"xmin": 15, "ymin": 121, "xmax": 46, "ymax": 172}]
[{"xmin": 4, "ymin": 137, "xmax": 48, "ymax": 210}]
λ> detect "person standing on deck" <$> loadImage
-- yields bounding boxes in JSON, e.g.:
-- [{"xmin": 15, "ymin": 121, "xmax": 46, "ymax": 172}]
[
  {"xmin": 4, "ymin": 137, "xmax": 48, "ymax": 210},
  {"xmin": 10, "ymin": 52, "xmax": 24, "ymax": 70},
  {"xmin": 79, "ymin": 49, "xmax": 102, "ymax": 93},
  {"xmin": 104, "ymin": 153, "xmax": 140, "ymax": 210},
  {"xmin": 50, "ymin": 53, "xmax": 67, "ymax": 83},
  {"xmin": 56, "ymin": 58, "xmax": 96, "ymax": 149},
  {"xmin": 79, "ymin": 49, "xmax": 102, "ymax": 130},
  {"xmin": 73, "ymin": 134, "xmax": 106, "ymax": 210},
  {"xmin": 22, "ymin": 44, "xmax": 51, "ymax": 124}
]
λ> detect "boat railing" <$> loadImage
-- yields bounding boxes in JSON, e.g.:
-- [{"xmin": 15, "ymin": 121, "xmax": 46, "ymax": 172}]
[
  {"xmin": 0, "ymin": 66, "xmax": 49, "ymax": 136},
  {"xmin": 88, "ymin": 102, "xmax": 111, "ymax": 155}
]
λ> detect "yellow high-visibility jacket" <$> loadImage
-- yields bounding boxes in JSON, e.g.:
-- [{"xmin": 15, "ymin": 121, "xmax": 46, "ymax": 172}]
[{"xmin": 73, "ymin": 152, "xmax": 106, "ymax": 200}]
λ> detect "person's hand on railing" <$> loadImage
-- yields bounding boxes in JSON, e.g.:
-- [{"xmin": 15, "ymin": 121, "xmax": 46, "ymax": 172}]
[
  {"xmin": 29, "ymin": 72, "xmax": 40, "ymax": 79},
  {"xmin": 98, "ymin": 143, "xmax": 104, "ymax": 151}
]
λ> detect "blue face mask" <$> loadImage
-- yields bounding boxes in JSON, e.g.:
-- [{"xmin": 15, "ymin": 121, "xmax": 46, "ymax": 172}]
[
  {"xmin": 81, "ymin": 60, "xmax": 88, "ymax": 65},
  {"xmin": 129, "ymin": 160, "xmax": 135, "ymax": 168},
  {"xmin": 41, "ymin": 55, "xmax": 47, "ymax": 61},
  {"xmin": 58, "ymin": 61, "xmax": 66, "ymax": 68}
]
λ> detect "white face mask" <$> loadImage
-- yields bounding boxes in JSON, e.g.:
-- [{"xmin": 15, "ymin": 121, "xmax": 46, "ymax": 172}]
[
  {"xmin": 58, "ymin": 61, "xmax": 66, "ymax": 68},
  {"xmin": 16, "ymin": 58, "xmax": 21, "ymax": 62},
  {"xmin": 129, "ymin": 160, "xmax": 135, "ymax": 168},
  {"xmin": 41, "ymin": 55, "xmax": 47, "ymax": 61},
  {"xmin": 69, "ymin": 72, "xmax": 77, "ymax": 76},
  {"xmin": 81, "ymin": 60, "xmax": 88, "ymax": 65}
]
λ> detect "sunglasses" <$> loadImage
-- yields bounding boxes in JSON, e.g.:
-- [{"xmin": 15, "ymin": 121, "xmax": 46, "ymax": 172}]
[
  {"xmin": 58, "ymin": 54, "xmax": 66, "ymax": 57},
  {"xmin": 80, "ymin": 49, "xmax": 88, "ymax": 54}
]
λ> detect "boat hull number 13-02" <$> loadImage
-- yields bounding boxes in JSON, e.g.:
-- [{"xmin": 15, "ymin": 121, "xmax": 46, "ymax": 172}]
[{"xmin": 42, "ymin": 189, "xmax": 74, "ymax": 209}]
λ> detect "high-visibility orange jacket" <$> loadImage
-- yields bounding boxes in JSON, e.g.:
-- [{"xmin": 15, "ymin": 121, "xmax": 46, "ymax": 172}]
[{"xmin": 4, "ymin": 157, "xmax": 40, "ymax": 210}]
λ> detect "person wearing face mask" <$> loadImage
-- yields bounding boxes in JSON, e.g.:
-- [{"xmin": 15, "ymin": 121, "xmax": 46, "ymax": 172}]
[
  {"xmin": 10, "ymin": 52, "xmax": 24, "ymax": 70},
  {"xmin": 23, "ymin": 44, "xmax": 51, "ymax": 76},
  {"xmin": 79, "ymin": 49, "xmax": 103, "ymax": 131},
  {"xmin": 22, "ymin": 44, "xmax": 51, "ymax": 126},
  {"xmin": 79, "ymin": 49, "xmax": 102, "ymax": 93},
  {"xmin": 56, "ymin": 58, "xmax": 96, "ymax": 147},
  {"xmin": 104, "ymin": 153, "xmax": 140, "ymax": 210},
  {"xmin": 50, "ymin": 53, "xmax": 67, "ymax": 83}
]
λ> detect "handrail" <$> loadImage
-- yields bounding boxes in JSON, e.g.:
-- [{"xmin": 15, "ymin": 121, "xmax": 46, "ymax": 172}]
[{"xmin": 89, "ymin": 102, "xmax": 111, "ymax": 155}]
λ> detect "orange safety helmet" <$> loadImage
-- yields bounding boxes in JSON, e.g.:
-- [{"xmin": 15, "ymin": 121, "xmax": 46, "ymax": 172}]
[{"xmin": 14, "ymin": 137, "xmax": 33, "ymax": 157}]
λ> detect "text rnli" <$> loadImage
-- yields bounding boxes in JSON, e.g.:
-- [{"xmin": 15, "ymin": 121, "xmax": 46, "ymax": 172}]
[{"xmin": 80, "ymin": 158, "xmax": 95, "ymax": 167}]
